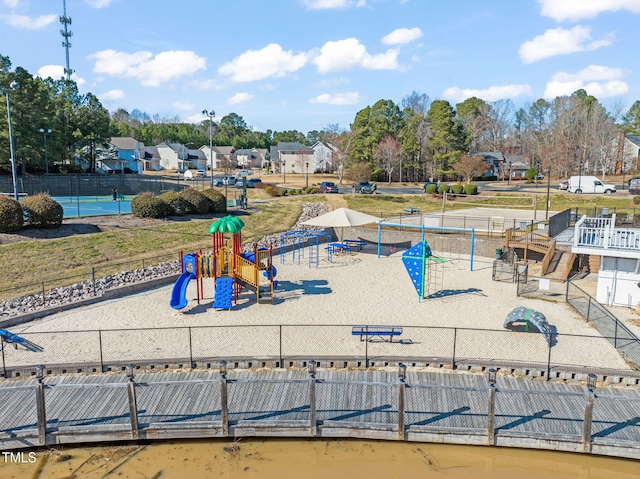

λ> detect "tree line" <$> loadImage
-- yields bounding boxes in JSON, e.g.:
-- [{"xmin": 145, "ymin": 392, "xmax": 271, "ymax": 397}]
[{"xmin": 2, "ymin": 51, "xmax": 640, "ymax": 180}]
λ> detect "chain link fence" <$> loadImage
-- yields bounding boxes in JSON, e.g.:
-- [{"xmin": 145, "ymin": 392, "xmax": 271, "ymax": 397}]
[
  {"xmin": 2, "ymin": 324, "xmax": 636, "ymax": 379},
  {"xmin": 0, "ymin": 174, "xmax": 212, "ymax": 198},
  {"xmin": 0, "ymin": 252, "xmax": 179, "ymax": 303}
]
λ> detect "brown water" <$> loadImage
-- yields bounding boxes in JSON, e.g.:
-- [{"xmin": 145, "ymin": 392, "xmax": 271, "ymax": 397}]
[{"xmin": 1, "ymin": 439, "xmax": 639, "ymax": 479}]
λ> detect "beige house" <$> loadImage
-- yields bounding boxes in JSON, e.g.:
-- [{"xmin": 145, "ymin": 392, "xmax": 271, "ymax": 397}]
[{"xmin": 270, "ymin": 142, "xmax": 314, "ymax": 174}]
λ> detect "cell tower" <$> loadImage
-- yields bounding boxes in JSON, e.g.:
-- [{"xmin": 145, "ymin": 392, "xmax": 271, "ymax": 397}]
[{"xmin": 59, "ymin": 0, "xmax": 73, "ymax": 80}]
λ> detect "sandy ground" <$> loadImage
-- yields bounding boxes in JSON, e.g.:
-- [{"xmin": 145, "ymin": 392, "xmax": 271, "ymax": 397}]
[{"xmin": 5, "ymin": 245, "xmax": 630, "ymax": 371}]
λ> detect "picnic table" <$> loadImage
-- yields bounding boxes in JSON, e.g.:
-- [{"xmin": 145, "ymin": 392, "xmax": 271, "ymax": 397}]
[
  {"xmin": 351, "ymin": 326, "xmax": 403, "ymax": 342},
  {"xmin": 343, "ymin": 239, "xmax": 366, "ymax": 251},
  {"xmin": 325, "ymin": 242, "xmax": 352, "ymax": 254}
]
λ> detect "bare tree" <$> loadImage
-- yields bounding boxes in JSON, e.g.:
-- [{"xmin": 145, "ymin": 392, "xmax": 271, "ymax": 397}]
[
  {"xmin": 453, "ymin": 154, "xmax": 489, "ymax": 183},
  {"xmin": 375, "ymin": 135, "xmax": 403, "ymax": 183}
]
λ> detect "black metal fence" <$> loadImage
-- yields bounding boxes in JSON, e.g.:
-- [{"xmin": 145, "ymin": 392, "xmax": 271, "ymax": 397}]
[
  {"xmin": 566, "ymin": 282, "xmax": 640, "ymax": 367},
  {"xmin": 2, "ymin": 323, "xmax": 636, "ymax": 380}
]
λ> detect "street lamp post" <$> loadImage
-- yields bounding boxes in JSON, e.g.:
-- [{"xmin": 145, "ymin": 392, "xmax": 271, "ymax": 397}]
[
  {"xmin": 40, "ymin": 128, "xmax": 52, "ymax": 192},
  {"xmin": 545, "ymin": 169, "xmax": 551, "ymax": 220},
  {"xmin": 282, "ymin": 160, "xmax": 286, "ymax": 184},
  {"xmin": 3, "ymin": 81, "xmax": 20, "ymax": 200},
  {"xmin": 202, "ymin": 109, "xmax": 215, "ymax": 188},
  {"xmin": 305, "ymin": 161, "xmax": 309, "ymax": 189},
  {"xmin": 507, "ymin": 161, "xmax": 511, "ymax": 186},
  {"xmin": 578, "ymin": 161, "xmax": 583, "ymax": 193}
]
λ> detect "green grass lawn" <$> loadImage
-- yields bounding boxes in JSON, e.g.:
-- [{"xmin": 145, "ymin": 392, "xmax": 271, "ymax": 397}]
[{"xmin": 0, "ymin": 196, "xmax": 326, "ymax": 300}]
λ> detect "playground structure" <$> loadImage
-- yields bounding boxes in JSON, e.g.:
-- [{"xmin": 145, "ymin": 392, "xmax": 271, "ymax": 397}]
[
  {"xmin": 279, "ymin": 230, "xmax": 332, "ymax": 268},
  {"xmin": 402, "ymin": 240, "xmax": 446, "ymax": 300},
  {"xmin": 170, "ymin": 216, "xmax": 276, "ymax": 311}
]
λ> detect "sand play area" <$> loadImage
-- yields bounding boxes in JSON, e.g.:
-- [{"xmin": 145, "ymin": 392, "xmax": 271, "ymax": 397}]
[{"xmin": 5, "ymin": 243, "xmax": 631, "ymax": 372}]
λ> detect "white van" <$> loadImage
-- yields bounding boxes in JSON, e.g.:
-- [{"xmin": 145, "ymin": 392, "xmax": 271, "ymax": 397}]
[{"xmin": 567, "ymin": 176, "xmax": 616, "ymax": 194}]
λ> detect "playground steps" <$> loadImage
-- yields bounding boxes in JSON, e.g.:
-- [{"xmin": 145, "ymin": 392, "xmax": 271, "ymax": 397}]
[
  {"xmin": 235, "ymin": 277, "xmax": 273, "ymax": 303},
  {"xmin": 543, "ymin": 251, "xmax": 576, "ymax": 280}
]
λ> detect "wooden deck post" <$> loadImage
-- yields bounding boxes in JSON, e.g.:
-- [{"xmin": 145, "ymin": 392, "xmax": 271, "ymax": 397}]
[
  {"xmin": 582, "ymin": 374, "xmax": 596, "ymax": 453},
  {"xmin": 220, "ymin": 360, "xmax": 229, "ymax": 436},
  {"xmin": 487, "ymin": 369, "xmax": 497, "ymax": 445},
  {"xmin": 308, "ymin": 360, "xmax": 317, "ymax": 436},
  {"xmin": 398, "ymin": 363, "xmax": 406, "ymax": 440},
  {"xmin": 126, "ymin": 364, "xmax": 139, "ymax": 440},
  {"xmin": 35, "ymin": 369, "xmax": 47, "ymax": 446}
]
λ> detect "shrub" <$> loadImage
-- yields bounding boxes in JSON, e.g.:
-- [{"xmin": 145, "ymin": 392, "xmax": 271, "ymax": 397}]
[
  {"xmin": 131, "ymin": 192, "xmax": 169, "ymax": 218},
  {"xmin": 262, "ymin": 185, "xmax": 279, "ymax": 197},
  {"xmin": 464, "ymin": 184, "xmax": 478, "ymax": 195},
  {"xmin": 633, "ymin": 196, "xmax": 640, "ymax": 205},
  {"xmin": 451, "ymin": 183, "xmax": 464, "ymax": 195},
  {"xmin": 22, "ymin": 193, "xmax": 63, "ymax": 228},
  {"xmin": 179, "ymin": 188, "xmax": 210, "ymax": 214},
  {"xmin": 0, "ymin": 195, "xmax": 23, "ymax": 232},
  {"xmin": 425, "ymin": 184, "xmax": 438, "ymax": 194},
  {"xmin": 158, "ymin": 191, "xmax": 188, "ymax": 215},
  {"xmin": 201, "ymin": 188, "xmax": 227, "ymax": 213},
  {"xmin": 437, "ymin": 183, "xmax": 450, "ymax": 195}
]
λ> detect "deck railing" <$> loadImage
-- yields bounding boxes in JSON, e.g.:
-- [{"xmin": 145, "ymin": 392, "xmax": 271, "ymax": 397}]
[{"xmin": 1, "ymin": 367, "xmax": 639, "ymax": 459}]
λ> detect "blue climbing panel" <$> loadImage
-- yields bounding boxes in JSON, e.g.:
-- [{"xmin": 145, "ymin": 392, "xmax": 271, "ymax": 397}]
[
  {"xmin": 213, "ymin": 277, "xmax": 234, "ymax": 310},
  {"xmin": 401, "ymin": 241, "xmax": 432, "ymax": 298}
]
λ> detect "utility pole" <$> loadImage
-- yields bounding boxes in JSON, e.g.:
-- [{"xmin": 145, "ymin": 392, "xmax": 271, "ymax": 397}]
[{"xmin": 60, "ymin": 0, "xmax": 73, "ymax": 81}]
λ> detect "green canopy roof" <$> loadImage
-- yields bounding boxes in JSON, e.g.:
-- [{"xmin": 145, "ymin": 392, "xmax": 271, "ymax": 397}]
[{"xmin": 208, "ymin": 215, "xmax": 245, "ymax": 234}]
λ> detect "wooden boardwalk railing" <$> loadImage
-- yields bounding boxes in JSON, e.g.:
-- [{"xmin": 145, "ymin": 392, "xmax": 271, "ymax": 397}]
[{"xmin": 1, "ymin": 368, "xmax": 640, "ymax": 459}]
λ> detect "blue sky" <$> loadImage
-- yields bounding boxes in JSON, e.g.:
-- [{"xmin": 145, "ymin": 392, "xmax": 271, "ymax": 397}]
[{"xmin": 1, "ymin": 0, "xmax": 639, "ymax": 133}]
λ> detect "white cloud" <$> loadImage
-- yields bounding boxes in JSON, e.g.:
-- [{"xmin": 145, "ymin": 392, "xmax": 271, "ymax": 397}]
[
  {"xmin": 1, "ymin": 13, "xmax": 56, "ymax": 29},
  {"xmin": 519, "ymin": 25, "xmax": 613, "ymax": 63},
  {"xmin": 100, "ymin": 89, "xmax": 125, "ymax": 101},
  {"xmin": 3, "ymin": 0, "xmax": 20, "ymax": 8},
  {"xmin": 303, "ymin": 0, "xmax": 366, "ymax": 10},
  {"xmin": 172, "ymin": 101, "xmax": 193, "ymax": 111},
  {"xmin": 88, "ymin": 49, "xmax": 206, "ymax": 87},
  {"xmin": 310, "ymin": 92, "xmax": 361, "ymax": 105},
  {"xmin": 537, "ymin": 0, "xmax": 640, "ymax": 21},
  {"xmin": 312, "ymin": 38, "xmax": 398, "ymax": 73},
  {"xmin": 36, "ymin": 65, "xmax": 86, "ymax": 85},
  {"xmin": 218, "ymin": 44, "xmax": 307, "ymax": 83},
  {"xmin": 381, "ymin": 27, "xmax": 423, "ymax": 45},
  {"xmin": 86, "ymin": 0, "xmax": 113, "ymax": 8},
  {"xmin": 227, "ymin": 92, "xmax": 254, "ymax": 105},
  {"xmin": 442, "ymin": 84, "xmax": 532, "ymax": 103},
  {"xmin": 543, "ymin": 65, "xmax": 629, "ymax": 98},
  {"xmin": 313, "ymin": 77, "xmax": 350, "ymax": 88}
]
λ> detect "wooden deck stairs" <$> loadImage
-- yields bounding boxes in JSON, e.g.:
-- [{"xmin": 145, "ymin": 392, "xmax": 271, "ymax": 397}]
[{"xmin": 505, "ymin": 229, "xmax": 575, "ymax": 281}]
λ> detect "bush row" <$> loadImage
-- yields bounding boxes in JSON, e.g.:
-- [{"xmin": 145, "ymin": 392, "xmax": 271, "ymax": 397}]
[
  {"xmin": 0, "ymin": 194, "xmax": 63, "ymax": 233},
  {"xmin": 131, "ymin": 188, "xmax": 227, "ymax": 218},
  {"xmin": 255, "ymin": 183, "xmax": 319, "ymax": 197},
  {"xmin": 425, "ymin": 183, "xmax": 478, "ymax": 195}
]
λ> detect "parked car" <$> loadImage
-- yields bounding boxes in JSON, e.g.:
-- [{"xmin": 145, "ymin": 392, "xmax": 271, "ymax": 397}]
[
  {"xmin": 354, "ymin": 181, "xmax": 374, "ymax": 194},
  {"xmin": 558, "ymin": 181, "xmax": 569, "ymax": 190},
  {"xmin": 319, "ymin": 181, "xmax": 339, "ymax": 193},
  {"xmin": 423, "ymin": 181, "xmax": 437, "ymax": 192},
  {"xmin": 246, "ymin": 178, "xmax": 262, "ymax": 188},
  {"xmin": 567, "ymin": 175, "xmax": 616, "ymax": 194},
  {"xmin": 235, "ymin": 178, "xmax": 246, "ymax": 188},
  {"xmin": 535, "ymin": 174, "xmax": 545, "ymax": 180},
  {"xmin": 196, "ymin": 169, "xmax": 206, "ymax": 178}
]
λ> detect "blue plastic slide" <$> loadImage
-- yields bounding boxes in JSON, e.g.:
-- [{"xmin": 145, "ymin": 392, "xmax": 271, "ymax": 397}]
[{"xmin": 170, "ymin": 271, "xmax": 195, "ymax": 310}]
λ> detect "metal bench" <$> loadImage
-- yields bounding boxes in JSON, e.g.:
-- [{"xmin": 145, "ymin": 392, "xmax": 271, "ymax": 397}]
[{"xmin": 351, "ymin": 326, "xmax": 403, "ymax": 342}]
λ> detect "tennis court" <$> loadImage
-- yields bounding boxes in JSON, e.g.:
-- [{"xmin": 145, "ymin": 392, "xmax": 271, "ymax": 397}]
[{"xmin": 52, "ymin": 196, "xmax": 133, "ymax": 218}]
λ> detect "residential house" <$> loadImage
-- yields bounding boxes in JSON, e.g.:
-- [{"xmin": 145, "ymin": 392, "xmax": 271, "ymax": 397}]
[
  {"xmin": 270, "ymin": 142, "xmax": 314, "ymax": 174},
  {"xmin": 157, "ymin": 143, "xmax": 207, "ymax": 171},
  {"xmin": 569, "ymin": 215, "xmax": 640, "ymax": 307},
  {"xmin": 142, "ymin": 146, "xmax": 161, "ymax": 171},
  {"xmin": 200, "ymin": 146, "xmax": 237, "ymax": 170},
  {"xmin": 621, "ymin": 134, "xmax": 640, "ymax": 172},
  {"xmin": 504, "ymin": 155, "xmax": 530, "ymax": 179},
  {"xmin": 472, "ymin": 152, "xmax": 505, "ymax": 177},
  {"xmin": 103, "ymin": 137, "xmax": 146, "ymax": 173},
  {"xmin": 311, "ymin": 141, "xmax": 335, "ymax": 173}
]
